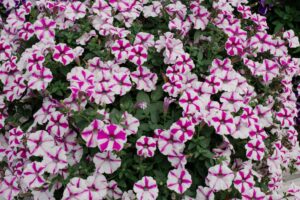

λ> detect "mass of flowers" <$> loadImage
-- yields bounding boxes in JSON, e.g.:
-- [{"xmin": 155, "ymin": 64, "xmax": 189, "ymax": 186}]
[{"xmin": 0, "ymin": 0, "xmax": 300, "ymax": 199}]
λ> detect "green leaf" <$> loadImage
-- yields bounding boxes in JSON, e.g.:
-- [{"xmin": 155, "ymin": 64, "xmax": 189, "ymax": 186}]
[
  {"xmin": 151, "ymin": 86, "xmax": 163, "ymax": 101},
  {"xmin": 136, "ymin": 91, "xmax": 151, "ymax": 104}
]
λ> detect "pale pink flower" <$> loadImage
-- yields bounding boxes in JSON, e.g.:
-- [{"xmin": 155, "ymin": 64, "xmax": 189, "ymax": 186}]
[
  {"xmin": 158, "ymin": 130, "xmax": 185, "ymax": 155},
  {"xmin": 233, "ymin": 168, "xmax": 255, "ymax": 193},
  {"xmin": 283, "ymin": 30, "xmax": 300, "ymax": 48},
  {"xmin": 0, "ymin": 175, "xmax": 20, "ymax": 200},
  {"xmin": 209, "ymin": 110, "xmax": 236, "ymax": 135},
  {"xmin": 110, "ymin": 67, "xmax": 132, "ymax": 96},
  {"xmin": 64, "ymin": 1, "xmax": 86, "ymax": 21},
  {"xmin": 27, "ymin": 66, "xmax": 53, "ymax": 91},
  {"xmin": 170, "ymin": 118, "xmax": 195, "ymax": 142},
  {"xmin": 134, "ymin": 32, "xmax": 155, "ymax": 48},
  {"xmin": 62, "ymin": 177, "xmax": 89, "ymax": 200},
  {"xmin": 111, "ymin": 39, "xmax": 131, "ymax": 62},
  {"xmin": 128, "ymin": 45, "xmax": 148, "ymax": 66},
  {"xmin": 245, "ymin": 139, "xmax": 265, "ymax": 161},
  {"xmin": 167, "ymin": 150, "xmax": 187, "ymax": 168},
  {"xmin": 85, "ymin": 173, "xmax": 108, "ymax": 199},
  {"xmin": 43, "ymin": 146, "xmax": 68, "ymax": 174},
  {"xmin": 206, "ymin": 164, "xmax": 234, "ymax": 191},
  {"xmin": 93, "ymin": 151, "xmax": 121, "ymax": 174},
  {"xmin": 67, "ymin": 67, "xmax": 94, "ymax": 97},
  {"xmin": 196, "ymin": 186, "xmax": 215, "ymax": 200},
  {"xmin": 120, "ymin": 112, "xmax": 140, "ymax": 136},
  {"xmin": 81, "ymin": 119, "xmax": 104, "ymax": 147},
  {"xmin": 134, "ymin": 176, "xmax": 159, "ymax": 200},
  {"xmin": 242, "ymin": 187, "xmax": 266, "ymax": 200},
  {"xmin": 46, "ymin": 111, "xmax": 69, "ymax": 138},
  {"xmin": 18, "ymin": 22, "xmax": 34, "ymax": 40},
  {"xmin": 92, "ymin": 0, "xmax": 112, "ymax": 18},
  {"xmin": 34, "ymin": 17, "xmax": 56, "ymax": 42},
  {"xmin": 130, "ymin": 66, "xmax": 158, "ymax": 92},
  {"xmin": 166, "ymin": 1, "xmax": 187, "ymax": 18},
  {"xmin": 23, "ymin": 162, "xmax": 46, "ymax": 188},
  {"xmin": 27, "ymin": 130, "xmax": 55, "ymax": 156},
  {"xmin": 167, "ymin": 168, "xmax": 192, "ymax": 194},
  {"xmin": 97, "ymin": 123, "xmax": 127, "ymax": 152},
  {"xmin": 143, "ymin": 1, "xmax": 162, "ymax": 18},
  {"xmin": 8, "ymin": 127, "xmax": 23, "ymax": 148},
  {"xmin": 136, "ymin": 136, "xmax": 156, "ymax": 158},
  {"xmin": 107, "ymin": 180, "xmax": 123, "ymax": 199},
  {"xmin": 52, "ymin": 43, "xmax": 75, "ymax": 66}
]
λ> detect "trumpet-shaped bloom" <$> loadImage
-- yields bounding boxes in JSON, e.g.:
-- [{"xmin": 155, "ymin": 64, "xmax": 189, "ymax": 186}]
[
  {"xmin": 134, "ymin": 176, "xmax": 159, "ymax": 200},
  {"xmin": 206, "ymin": 164, "xmax": 234, "ymax": 191},
  {"xmin": 167, "ymin": 168, "xmax": 192, "ymax": 194},
  {"xmin": 97, "ymin": 124, "xmax": 127, "ymax": 151},
  {"xmin": 93, "ymin": 151, "xmax": 121, "ymax": 174}
]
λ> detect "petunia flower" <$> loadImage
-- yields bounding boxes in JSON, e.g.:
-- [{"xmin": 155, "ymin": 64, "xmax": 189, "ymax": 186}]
[
  {"xmin": 93, "ymin": 151, "xmax": 121, "ymax": 174},
  {"xmin": 233, "ymin": 168, "xmax": 255, "ymax": 193},
  {"xmin": 27, "ymin": 130, "xmax": 55, "ymax": 156},
  {"xmin": 179, "ymin": 90, "xmax": 202, "ymax": 114},
  {"xmin": 276, "ymin": 107, "xmax": 296, "ymax": 128},
  {"xmin": 196, "ymin": 186, "xmax": 215, "ymax": 200},
  {"xmin": 27, "ymin": 66, "xmax": 53, "ymax": 91},
  {"xmin": 242, "ymin": 187, "xmax": 266, "ymax": 200},
  {"xmin": 128, "ymin": 44, "xmax": 148, "ymax": 66},
  {"xmin": 225, "ymin": 36, "xmax": 245, "ymax": 56},
  {"xmin": 52, "ymin": 43, "xmax": 75, "ymax": 66},
  {"xmin": 110, "ymin": 67, "xmax": 132, "ymax": 96},
  {"xmin": 134, "ymin": 32, "xmax": 155, "ymax": 48},
  {"xmin": 67, "ymin": 67, "xmax": 94, "ymax": 97},
  {"xmin": 206, "ymin": 164, "xmax": 234, "ymax": 191},
  {"xmin": 158, "ymin": 130, "xmax": 185, "ymax": 155},
  {"xmin": 27, "ymin": 52, "xmax": 45, "ymax": 72},
  {"xmin": 167, "ymin": 150, "xmax": 187, "ymax": 169},
  {"xmin": 170, "ymin": 118, "xmax": 195, "ymax": 142},
  {"xmin": 85, "ymin": 173, "xmax": 108, "ymax": 199},
  {"xmin": 245, "ymin": 139, "xmax": 265, "ymax": 161},
  {"xmin": 8, "ymin": 127, "xmax": 23, "ymax": 148},
  {"xmin": 81, "ymin": 119, "xmax": 104, "ymax": 148},
  {"xmin": 107, "ymin": 180, "xmax": 123, "ymax": 200},
  {"xmin": 209, "ymin": 110, "xmax": 236, "ymax": 135},
  {"xmin": 18, "ymin": 22, "xmax": 35, "ymax": 41},
  {"xmin": 143, "ymin": 1, "xmax": 162, "ymax": 18},
  {"xmin": 130, "ymin": 66, "xmax": 158, "ymax": 92},
  {"xmin": 23, "ymin": 162, "xmax": 46, "ymax": 188},
  {"xmin": 283, "ymin": 30, "xmax": 300, "ymax": 48},
  {"xmin": 0, "ymin": 39, "xmax": 12, "ymax": 61},
  {"xmin": 133, "ymin": 176, "xmax": 159, "ymax": 200},
  {"xmin": 167, "ymin": 168, "xmax": 192, "ymax": 194},
  {"xmin": 189, "ymin": 1, "xmax": 210, "ymax": 30},
  {"xmin": 33, "ymin": 17, "xmax": 56, "ymax": 42},
  {"xmin": 62, "ymin": 177, "xmax": 89, "ymax": 200},
  {"xmin": 64, "ymin": 1, "xmax": 86, "ymax": 21},
  {"xmin": 120, "ymin": 112, "xmax": 140, "ymax": 136},
  {"xmin": 111, "ymin": 39, "xmax": 131, "ymax": 62},
  {"xmin": 97, "ymin": 123, "xmax": 127, "ymax": 152},
  {"xmin": 0, "ymin": 175, "xmax": 20, "ymax": 200},
  {"xmin": 43, "ymin": 146, "xmax": 68, "ymax": 174},
  {"xmin": 136, "ymin": 136, "xmax": 156, "ymax": 158},
  {"xmin": 46, "ymin": 111, "xmax": 69, "ymax": 138}
]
